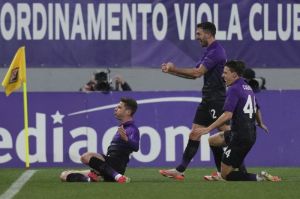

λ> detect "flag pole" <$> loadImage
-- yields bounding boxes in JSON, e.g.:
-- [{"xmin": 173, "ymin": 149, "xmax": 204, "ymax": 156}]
[
  {"xmin": 23, "ymin": 81, "xmax": 30, "ymax": 168},
  {"xmin": 22, "ymin": 47, "xmax": 30, "ymax": 168}
]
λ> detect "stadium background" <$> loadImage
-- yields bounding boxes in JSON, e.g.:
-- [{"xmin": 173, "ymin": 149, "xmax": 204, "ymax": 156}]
[{"xmin": 0, "ymin": 1, "xmax": 299, "ymax": 169}]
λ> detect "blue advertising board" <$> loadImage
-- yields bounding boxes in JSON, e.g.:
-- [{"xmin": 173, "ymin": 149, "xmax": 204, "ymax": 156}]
[{"xmin": 0, "ymin": 91, "xmax": 299, "ymax": 168}]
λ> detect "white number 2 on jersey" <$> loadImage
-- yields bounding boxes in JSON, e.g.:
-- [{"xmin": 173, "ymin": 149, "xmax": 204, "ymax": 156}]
[{"xmin": 243, "ymin": 95, "xmax": 256, "ymax": 118}]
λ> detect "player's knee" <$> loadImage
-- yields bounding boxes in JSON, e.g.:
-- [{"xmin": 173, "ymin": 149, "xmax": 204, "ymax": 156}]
[
  {"xmin": 189, "ymin": 130, "xmax": 200, "ymax": 140},
  {"xmin": 208, "ymin": 136, "xmax": 214, "ymax": 145},
  {"xmin": 80, "ymin": 152, "xmax": 91, "ymax": 164},
  {"xmin": 208, "ymin": 136, "xmax": 219, "ymax": 146},
  {"xmin": 60, "ymin": 171, "xmax": 70, "ymax": 182},
  {"xmin": 209, "ymin": 132, "xmax": 225, "ymax": 147}
]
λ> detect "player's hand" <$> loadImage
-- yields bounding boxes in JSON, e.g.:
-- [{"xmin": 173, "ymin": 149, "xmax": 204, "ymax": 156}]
[
  {"xmin": 161, "ymin": 62, "xmax": 175, "ymax": 73},
  {"xmin": 118, "ymin": 125, "xmax": 128, "ymax": 141},
  {"xmin": 258, "ymin": 123, "xmax": 269, "ymax": 133}
]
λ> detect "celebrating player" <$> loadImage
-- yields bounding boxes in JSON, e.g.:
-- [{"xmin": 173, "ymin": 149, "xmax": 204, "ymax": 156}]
[
  {"xmin": 159, "ymin": 21, "xmax": 232, "ymax": 180},
  {"xmin": 196, "ymin": 60, "xmax": 281, "ymax": 181},
  {"xmin": 60, "ymin": 97, "xmax": 140, "ymax": 183}
]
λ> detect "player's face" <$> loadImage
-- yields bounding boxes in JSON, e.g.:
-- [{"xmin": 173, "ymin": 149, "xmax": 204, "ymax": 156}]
[
  {"xmin": 223, "ymin": 66, "xmax": 237, "ymax": 86},
  {"xmin": 114, "ymin": 102, "xmax": 128, "ymax": 120},
  {"xmin": 196, "ymin": 28, "xmax": 209, "ymax": 47}
]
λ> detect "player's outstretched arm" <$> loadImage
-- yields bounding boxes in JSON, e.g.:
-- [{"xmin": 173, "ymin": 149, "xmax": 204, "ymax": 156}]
[
  {"xmin": 256, "ymin": 109, "xmax": 269, "ymax": 133},
  {"xmin": 196, "ymin": 112, "xmax": 232, "ymax": 135}
]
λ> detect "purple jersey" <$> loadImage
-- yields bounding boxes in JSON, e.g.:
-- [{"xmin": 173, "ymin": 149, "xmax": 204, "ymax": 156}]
[
  {"xmin": 223, "ymin": 78, "xmax": 257, "ymax": 141},
  {"xmin": 109, "ymin": 120, "xmax": 140, "ymax": 153},
  {"xmin": 195, "ymin": 41, "xmax": 227, "ymax": 101}
]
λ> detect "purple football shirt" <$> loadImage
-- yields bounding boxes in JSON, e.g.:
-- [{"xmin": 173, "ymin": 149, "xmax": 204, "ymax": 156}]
[
  {"xmin": 110, "ymin": 120, "xmax": 140, "ymax": 152},
  {"xmin": 223, "ymin": 78, "xmax": 257, "ymax": 140},
  {"xmin": 195, "ymin": 41, "xmax": 227, "ymax": 101}
]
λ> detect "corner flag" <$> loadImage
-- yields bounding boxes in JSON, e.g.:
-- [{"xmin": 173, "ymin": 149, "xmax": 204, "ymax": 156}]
[
  {"xmin": 2, "ymin": 46, "xmax": 27, "ymax": 96},
  {"xmin": 1, "ymin": 46, "xmax": 30, "ymax": 168}
]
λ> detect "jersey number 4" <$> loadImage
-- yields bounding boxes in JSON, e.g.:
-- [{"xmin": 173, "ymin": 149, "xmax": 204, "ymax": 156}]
[
  {"xmin": 224, "ymin": 149, "xmax": 231, "ymax": 158},
  {"xmin": 243, "ymin": 95, "xmax": 256, "ymax": 119}
]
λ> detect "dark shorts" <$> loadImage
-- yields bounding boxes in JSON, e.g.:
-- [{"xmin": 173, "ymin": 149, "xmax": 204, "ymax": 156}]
[
  {"xmin": 224, "ymin": 130, "xmax": 232, "ymax": 145},
  {"xmin": 193, "ymin": 100, "xmax": 228, "ymax": 126},
  {"xmin": 222, "ymin": 131, "xmax": 255, "ymax": 168},
  {"xmin": 102, "ymin": 154, "xmax": 128, "ymax": 181}
]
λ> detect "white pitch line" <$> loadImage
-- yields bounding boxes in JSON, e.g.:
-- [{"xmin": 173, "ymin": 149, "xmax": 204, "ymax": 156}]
[{"xmin": 0, "ymin": 170, "xmax": 37, "ymax": 199}]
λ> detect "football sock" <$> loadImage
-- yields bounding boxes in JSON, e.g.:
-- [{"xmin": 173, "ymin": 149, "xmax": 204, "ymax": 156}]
[
  {"xmin": 89, "ymin": 157, "xmax": 105, "ymax": 172},
  {"xmin": 176, "ymin": 139, "xmax": 200, "ymax": 172},
  {"xmin": 89, "ymin": 157, "xmax": 119, "ymax": 179},
  {"xmin": 66, "ymin": 173, "xmax": 89, "ymax": 182},
  {"xmin": 210, "ymin": 146, "xmax": 223, "ymax": 172},
  {"xmin": 114, "ymin": 174, "xmax": 122, "ymax": 181},
  {"xmin": 226, "ymin": 171, "xmax": 257, "ymax": 181}
]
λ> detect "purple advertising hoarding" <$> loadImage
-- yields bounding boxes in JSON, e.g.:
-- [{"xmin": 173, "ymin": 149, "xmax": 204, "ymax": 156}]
[
  {"xmin": 0, "ymin": 91, "xmax": 299, "ymax": 168},
  {"xmin": 0, "ymin": 1, "xmax": 299, "ymax": 68}
]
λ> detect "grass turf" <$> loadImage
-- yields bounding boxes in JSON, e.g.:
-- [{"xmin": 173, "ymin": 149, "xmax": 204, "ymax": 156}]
[{"xmin": 1, "ymin": 168, "xmax": 299, "ymax": 199}]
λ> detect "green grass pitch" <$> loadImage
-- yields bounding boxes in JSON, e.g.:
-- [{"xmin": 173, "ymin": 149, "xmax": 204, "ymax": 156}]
[{"xmin": 0, "ymin": 168, "xmax": 299, "ymax": 199}]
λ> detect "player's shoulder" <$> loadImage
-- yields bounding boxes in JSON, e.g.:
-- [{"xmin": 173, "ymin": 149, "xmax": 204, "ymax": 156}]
[
  {"xmin": 228, "ymin": 83, "xmax": 240, "ymax": 92},
  {"xmin": 227, "ymin": 82, "xmax": 244, "ymax": 97},
  {"xmin": 210, "ymin": 41, "xmax": 225, "ymax": 52},
  {"xmin": 207, "ymin": 43, "xmax": 226, "ymax": 62},
  {"xmin": 125, "ymin": 123, "xmax": 139, "ymax": 133}
]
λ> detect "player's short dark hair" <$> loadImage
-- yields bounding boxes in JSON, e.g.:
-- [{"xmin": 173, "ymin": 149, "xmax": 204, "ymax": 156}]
[
  {"xmin": 225, "ymin": 60, "xmax": 245, "ymax": 76},
  {"xmin": 121, "ymin": 97, "xmax": 138, "ymax": 116},
  {"xmin": 197, "ymin": 22, "xmax": 216, "ymax": 37}
]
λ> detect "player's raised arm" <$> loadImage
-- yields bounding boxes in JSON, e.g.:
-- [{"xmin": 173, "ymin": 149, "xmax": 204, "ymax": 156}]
[{"xmin": 161, "ymin": 62, "xmax": 207, "ymax": 79}]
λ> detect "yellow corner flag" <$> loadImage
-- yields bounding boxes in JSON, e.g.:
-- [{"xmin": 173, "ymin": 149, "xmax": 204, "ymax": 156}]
[
  {"xmin": 2, "ymin": 46, "xmax": 27, "ymax": 96},
  {"xmin": 1, "ymin": 46, "xmax": 30, "ymax": 168}
]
